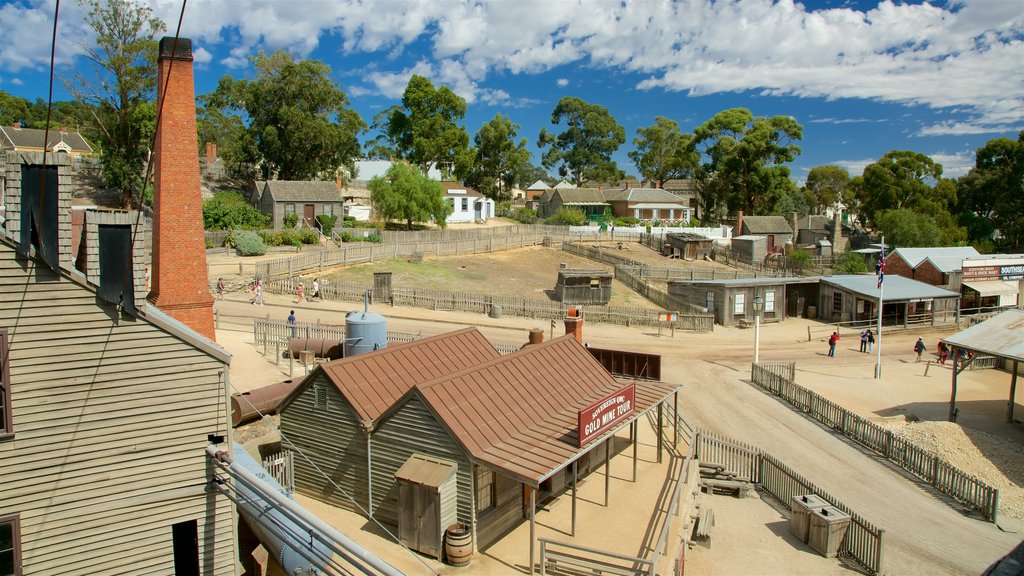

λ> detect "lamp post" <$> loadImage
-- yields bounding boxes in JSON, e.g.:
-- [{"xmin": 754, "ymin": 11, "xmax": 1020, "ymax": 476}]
[{"xmin": 753, "ymin": 293, "xmax": 764, "ymax": 365}]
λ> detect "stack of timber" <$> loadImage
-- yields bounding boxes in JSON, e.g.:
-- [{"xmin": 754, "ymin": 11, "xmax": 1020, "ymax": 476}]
[{"xmin": 699, "ymin": 461, "xmax": 754, "ymax": 497}]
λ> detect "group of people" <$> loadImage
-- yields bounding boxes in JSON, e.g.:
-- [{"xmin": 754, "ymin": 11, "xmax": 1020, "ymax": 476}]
[
  {"xmin": 295, "ymin": 278, "xmax": 321, "ymax": 303},
  {"xmin": 827, "ymin": 328, "xmax": 876, "ymax": 358}
]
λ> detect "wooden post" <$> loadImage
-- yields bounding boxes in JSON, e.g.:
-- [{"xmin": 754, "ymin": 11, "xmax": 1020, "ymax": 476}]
[
  {"xmin": 604, "ymin": 438, "xmax": 611, "ymax": 506},
  {"xmin": 1009, "ymin": 361, "xmax": 1018, "ymax": 423},
  {"xmin": 673, "ymin": 391, "xmax": 679, "ymax": 447},
  {"xmin": 571, "ymin": 460, "xmax": 578, "ymax": 536},
  {"xmin": 949, "ymin": 350, "xmax": 959, "ymax": 421},
  {"xmin": 657, "ymin": 403, "xmax": 664, "ymax": 464},
  {"xmin": 632, "ymin": 421, "xmax": 638, "ymax": 482},
  {"xmin": 529, "ymin": 487, "xmax": 536, "ymax": 576}
]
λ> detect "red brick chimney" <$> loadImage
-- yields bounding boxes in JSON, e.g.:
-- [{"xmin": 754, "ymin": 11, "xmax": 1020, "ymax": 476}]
[
  {"xmin": 564, "ymin": 310, "xmax": 584, "ymax": 343},
  {"xmin": 205, "ymin": 141, "xmax": 217, "ymax": 163},
  {"xmin": 149, "ymin": 37, "xmax": 215, "ymax": 341}
]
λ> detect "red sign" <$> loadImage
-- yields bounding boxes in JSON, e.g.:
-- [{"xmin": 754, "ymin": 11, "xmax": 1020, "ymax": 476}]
[{"xmin": 577, "ymin": 382, "xmax": 635, "ymax": 447}]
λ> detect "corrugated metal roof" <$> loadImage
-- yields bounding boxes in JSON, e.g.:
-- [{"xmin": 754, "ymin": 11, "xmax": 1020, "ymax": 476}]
[
  {"xmin": 412, "ymin": 335, "xmax": 679, "ymax": 486},
  {"xmin": 943, "ymin": 309, "xmax": 1024, "ymax": 362},
  {"xmin": 527, "ymin": 180, "xmax": 550, "ymax": 190},
  {"xmin": 822, "ymin": 275, "xmax": 959, "ymax": 301},
  {"xmin": 265, "ymin": 180, "xmax": 345, "ymax": 202},
  {"xmin": 320, "ymin": 327, "xmax": 501, "ymax": 426},
  {"xmin": 0, "ymin": 126, "xmax": 93, "ymax": 152},
  {"xmin": 962, "ymin": 280, "xmax": 1020, "ymax": 297},
  {"xmin": 605, "ymin": 188, "xmax": 685, "ymax": 203},
  {"xmin": 554, "ymin": 188, "xmax": 608, "ymax": 203},
  {"xmin": 742, "ymin": 216, "xmax": 792, "ymax": 234},
  {"xmin": 889, "ymin": 247, "xmax": 980, "ymax": 273},
  {"xmin": 394, "ymin": 453, "xmax": 457, "ymax": 488}
]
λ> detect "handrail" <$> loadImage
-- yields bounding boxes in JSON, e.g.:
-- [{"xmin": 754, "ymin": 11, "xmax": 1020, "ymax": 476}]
[{"xmin": 538, "ymin": 538, "xmax": 653, "ymax": 576}]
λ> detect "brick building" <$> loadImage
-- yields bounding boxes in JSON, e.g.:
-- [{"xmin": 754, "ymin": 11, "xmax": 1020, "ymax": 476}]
[{"xmin": 884, "ymin": 247, "xmax": 980, "ymax": 291}]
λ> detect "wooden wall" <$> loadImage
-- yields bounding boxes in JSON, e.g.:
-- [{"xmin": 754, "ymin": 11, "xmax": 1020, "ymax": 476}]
[{"xmin": 0, "ymin": 242, "xmax": 236, "ymax": 575}]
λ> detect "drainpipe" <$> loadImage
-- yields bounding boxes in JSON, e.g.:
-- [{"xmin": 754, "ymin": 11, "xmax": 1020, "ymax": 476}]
[{"xmin": 207, "ymin": 444, "xmax": 404, "ymax": 576}]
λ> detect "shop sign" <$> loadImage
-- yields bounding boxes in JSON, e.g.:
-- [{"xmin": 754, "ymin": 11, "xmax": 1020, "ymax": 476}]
[
  {"xmin": 578, "ymin": 382, "xmax": 635, "ymax": 447},
  {"xmin": 1000, "ymin": 264, "xmax": 1024, "ymax": 280},
  {"xmin": 962, "ymin": 265, "xmax": 999, "ymax": 281},
  {"xmin": 659, "ymin": 312, "xmax": 678, "ymax": 322}
]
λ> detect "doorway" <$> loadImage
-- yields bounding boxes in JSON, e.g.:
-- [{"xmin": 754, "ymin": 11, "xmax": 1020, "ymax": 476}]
[
  {"xmin": 303, "ymin": 204, "xmax": 316, "ymax": 228},
  {"xmin": 171, "ymin": 520, "xmax": 199, "ymax": 576}
]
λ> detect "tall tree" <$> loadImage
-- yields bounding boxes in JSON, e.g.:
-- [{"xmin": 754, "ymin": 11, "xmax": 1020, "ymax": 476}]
[
  {"xmin": 369, "ymin": 162, "xmax": 451, "ymax": 230},
  {"xmin": 692, "ymin": 108, "xmax": 803, "ymax": 221},
  {"xmin": 802, "ymin": 165, "xmax": 850, "ymax": 214},
  {"xmin": 210, "ymin": 51, "xmax": 364, "ymax": 181},
  {"xmin": 537, "ymin": 97, "xmax": 625, "ymax": 187},
  {"xmin": 628, "ymin": 117, "xmax": 697, "ymax": 188},
  {"xmin": 368, "ymin": 75, "xmax": 474, "ymax": 179},
  {"xmin": 957, "ymin": 132, "xmax": 1024, "ymax": 251},
  {"xmin": 65, "ymin": 0, "xmax": 166, "ymax": 207},
  {"xmin": 464, "ymin": 114, "xmax": 531, "ymax": 202},
  {"xmin": 517, "ymin": 163, "xmax": 553, "ymax": 189}
]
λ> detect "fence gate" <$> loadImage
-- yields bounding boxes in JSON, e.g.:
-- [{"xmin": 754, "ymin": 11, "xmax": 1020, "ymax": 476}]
[{"xmin": 373, "ymin": 272, "xmax": 393, "ymax": 303}]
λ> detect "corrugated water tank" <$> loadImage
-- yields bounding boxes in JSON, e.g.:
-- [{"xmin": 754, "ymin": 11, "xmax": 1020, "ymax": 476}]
[{"xmin": 345, "ymin": 309, "xmax": 388, "ymax": 357}]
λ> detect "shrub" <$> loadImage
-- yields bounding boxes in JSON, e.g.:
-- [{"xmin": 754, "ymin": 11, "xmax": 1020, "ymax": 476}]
[
  {"xmin": 298, "ymin": 228, "xmax": 320, "ymax": 244},
  {"xmin": 283, "ymin": 213, "xmax": 298, "ymax": 229},
  {"xmin": 203, "ymin": 191, "xmax": 270, "ymax": 231},
  {"xmin": 614, "ymin": 216, "xmax": 641, "ymax": 227},
  {"xmin": 229, "ymin": 230, "xmax": 266, "ymax": 256},
  {"xmin": 788, "ymin": 248, "xmax": 813, "ymax": 270},
  {"xmin": 832, "ymin": 250, "xmax": 869, "ymax": 274},
  {"xmin": 316, "ymin": 214, "xmax": 337, "ymax": 236},
  {"xmin": 511, "ymin": 207, "xmax": 539, "ymax": 224},
  {"xmin": 545, "ymin": 207, "xmax": 587, "ymax": 226},
  {"xmin": 651, "ymin": 219, "xmax": 663, "ymax": 227}
]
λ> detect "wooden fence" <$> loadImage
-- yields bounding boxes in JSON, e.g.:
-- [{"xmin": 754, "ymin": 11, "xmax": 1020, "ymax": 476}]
[
  {"xmin": 251, "ymin": 317, "xmax": 422, "ymax": 351},
  {"xmin": 694, "ymin": 429, "xmax": 885, "ymax": 574},
  {"xmin": 261, "ymin": 448, "xmax": 295, "ymax": 494},
  {"xmin": 750, "ymin": 362, "xmax": 1000, "ymax": 523}
]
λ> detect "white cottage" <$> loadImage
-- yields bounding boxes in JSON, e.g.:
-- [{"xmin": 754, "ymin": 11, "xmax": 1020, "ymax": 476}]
[{"xmin": 441, "ymin": 182, "xmax": 494, "ymax": 224}]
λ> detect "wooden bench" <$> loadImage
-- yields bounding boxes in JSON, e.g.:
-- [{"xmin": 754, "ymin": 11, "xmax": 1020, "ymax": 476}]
[
  {"xmin": 701, "ymin": 478, "xmax": 754, "ymax": 497},
  {"xmin": 690, "ymin": 507, "xmax": 715, "ymax": 548}
]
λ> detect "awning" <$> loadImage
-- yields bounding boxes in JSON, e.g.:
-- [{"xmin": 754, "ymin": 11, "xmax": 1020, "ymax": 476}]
[
  {"xmin": 631, "ymin": 203, "xmax": 688, "ymax": 210},
  {"xmin": 963, "ymin": 280, "xmax": 1020, "ymax": 298},
  {"xmin": 394, "ymin": 453, "xmax": 457, "ymax": 488}
]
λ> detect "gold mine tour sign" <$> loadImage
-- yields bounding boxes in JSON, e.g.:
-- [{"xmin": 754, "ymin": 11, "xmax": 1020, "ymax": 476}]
[{"xmin": 577, "ymin": 382, "xmax": 636, "ymax": 447}]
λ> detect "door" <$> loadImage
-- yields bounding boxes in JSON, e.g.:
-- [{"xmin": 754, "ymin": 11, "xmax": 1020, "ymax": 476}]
[
  {"xmin": 171, "ymin": 520, "xmax": 200, "ymax": 576},
  {"xmin": 303, "ymin": 204, "xmax": 316, "ymax": 228},
  {"xmin": 398, "ymin": 482, "xmax": 441, "ymax": 558}
]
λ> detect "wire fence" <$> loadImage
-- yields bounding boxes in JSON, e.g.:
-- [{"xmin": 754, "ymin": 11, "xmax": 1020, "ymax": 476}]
[
  {"xmin": 694, "ymin": 428, "xmax": 885, "ymax": 574},
  {"xmin": 750, "ymin": 361, "xmax": 1000, "ymax": 523}
]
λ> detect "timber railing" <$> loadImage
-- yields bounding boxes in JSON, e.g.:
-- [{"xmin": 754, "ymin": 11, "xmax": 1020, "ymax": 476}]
[
  {"xmin": 694, "ymin": 429, "xmax": 885, "ymax": 574},
  {"xmin": 251, "ymin": 317, "xmax": 422, "ymax": 351},
  {"xmin": 750, "ymin": 361, "xmax": 1000, "ymax": 523}
]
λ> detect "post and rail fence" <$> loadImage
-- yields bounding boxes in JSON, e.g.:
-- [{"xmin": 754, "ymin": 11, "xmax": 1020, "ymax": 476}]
[{"xmin": 750, "ymin": 361, "xmax": 1000, "ymax": 523}]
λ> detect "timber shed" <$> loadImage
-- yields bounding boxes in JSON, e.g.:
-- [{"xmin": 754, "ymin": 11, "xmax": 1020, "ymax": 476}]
[
  {"xmin": 555, "ymin": 269, "xmax": 613, "ymax": 304},
  {"xmin": 667, "ymin": 276, "xmax": 818, "ymax": 326},
  {"xmin": 277, "ymin": 327, "xmax": 680, "ymax": 566},
  {"xmin": 664, "ymin": 232, "xmax": 715, "ymax": 260},
  {"xmin": 818, "ymin": 274, "xmax": 960, "ymax": 324}
]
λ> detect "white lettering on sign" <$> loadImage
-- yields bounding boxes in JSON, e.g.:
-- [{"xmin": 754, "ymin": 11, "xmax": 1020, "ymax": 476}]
[{"xmin": 577, "ymin": 383, "xmax": 636, "ymax": 447}]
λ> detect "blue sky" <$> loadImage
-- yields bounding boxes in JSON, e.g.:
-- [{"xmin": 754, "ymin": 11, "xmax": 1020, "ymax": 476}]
[{"xmin": 2, "ymin": 0, "xmax": 1022, "ymax": 183}]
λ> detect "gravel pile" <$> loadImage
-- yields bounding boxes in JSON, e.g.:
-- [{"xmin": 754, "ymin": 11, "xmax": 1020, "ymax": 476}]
[{"xmin": 883, "ymin": 421, "xmax": 1024, "ymax": 519}]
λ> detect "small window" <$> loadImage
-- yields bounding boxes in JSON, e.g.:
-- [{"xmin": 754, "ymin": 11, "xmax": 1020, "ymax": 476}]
[
  {"xmin": 734, "ymin": 293, "xmax": 745, "ymax": 316},
  {"xmin": 590, "ymin": 279, "xmax": 600, "ymax": 289},
  {"xmin": 461, "ymin": 198, "xmax": 468, "ymax": 211},
  {"xmin": 475, "ymin": 466, "xmax": 496, "ymax": 512},
  {"xmin": 324, "ymin": 204, "xmax": 333, "ymax": 217},
  {"xmin": 0, "ymin": 514, "xmax": 22, "ymax": 576},
  {"xmin": 764, "ymin": 291, "xmax": 775, "ymax": 313},
  {"xmin": 285, "ymin": 203, "xmax": 296, "ymax": 215},
  {"xmin": 706, "ymin": 291, "xmax": 714, "ymax": 310},
  {"xmin": 0, "ymin": 328, "xmax": 11, "ymax": 440},
  {"xmin": 832, "ymin": 292, "xmax": 843, "ymax": 313},
  {"xmin": 313, "ymin": 382, "xmax": 328, "ymax": 412}
]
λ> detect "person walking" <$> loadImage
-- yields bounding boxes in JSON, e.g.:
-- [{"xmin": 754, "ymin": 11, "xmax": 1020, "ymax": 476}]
[
  {"xmin": 216, "ymin": 277, "xmax": 225, "ymax": 300},
  {"xmin": 828, "ymin": 331, "xmax": 839, "ymax": 357},
  {"xmin": 287, "ymin": 310, "xmax": 297, "ymax": 338},
  {"xmin": 867, "ymin": 329, "xmax": 875, "ymax": 353},
  {"xmin": 251, "ymin": 281, "xmax": 263, "ymax": 306},
  {"xmin": 860, "ymin": 329, "xmax": 869, "ymax": 353},
  {"xmin": 938, "ymin": 341, "xmax": 949, "ymax": 366},
  {"xmin": 311, "ymin": 278, "xmax": 320, "ymax": 301},
  {"xmin": 296, "ymin": 282, "xmax": 305, "ymax": 303},
  {"xmin": 914, "ymin": 338, "xmax": 926, "ymax": 362}
]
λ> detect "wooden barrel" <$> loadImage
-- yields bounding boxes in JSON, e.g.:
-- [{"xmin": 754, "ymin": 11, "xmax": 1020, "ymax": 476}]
[{"xmin": 445, "ymin": 524, "xmax": 473, "ymax": 567}]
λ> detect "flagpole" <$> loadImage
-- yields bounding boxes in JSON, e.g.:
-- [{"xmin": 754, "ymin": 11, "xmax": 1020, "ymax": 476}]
[{"xmin": 875, "ymin": 235, "xmax": 885, "ymax": 379}]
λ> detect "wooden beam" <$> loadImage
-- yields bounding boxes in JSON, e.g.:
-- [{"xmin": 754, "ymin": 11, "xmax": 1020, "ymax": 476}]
[
  {"xmin": 1010, "ymin": 361, "xmax": 1019, "ymax": 423},
  {"xmin": 949, "ymin": 347, "xmax": 959, "ymax": 422},
  {"xmin": 657, "ymin": 402, "xmax": 664, "ymax": 464},
  {"xmin": 632, "ymin": 421, "xmax": 638, "ymax": 483},
  {"xmin": 530, "ymin": 487, "xmax": 536, "ymax": 576},
  {"xmin": 604, "ymin": 438, "xmax": 611, "ymax": 507},
  {"xmin": 571, "ymin": 460, "xmax": 578, "ymax": 536}
]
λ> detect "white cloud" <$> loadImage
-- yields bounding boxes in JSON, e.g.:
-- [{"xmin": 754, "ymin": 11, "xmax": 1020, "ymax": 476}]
[
  {"xmin": 4, "ymin": 0, "xmax": 1020, "ymax": 129},
  {"xmin": 809, "ymin": 117, "xmax": 883, "ymax": 124},
  {"xmin": 192, "ymin": 46, "xmax": 213, "ymax": 65},
  {"xmin": 834, "ymin": 158, "xmax": 878, "ymax": 177},
  {"xmin": 556, "ymin": 78, "xmax": 569, "ymax": 87},
  {"xmin": 928, "ymin": 151, "xmax": 975, "ymax": 177}
]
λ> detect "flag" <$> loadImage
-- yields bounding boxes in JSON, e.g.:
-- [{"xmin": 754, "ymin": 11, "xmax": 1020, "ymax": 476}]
[{"xmin": 876, "ymin": 252, "xmax": 886, "ymax": 289}]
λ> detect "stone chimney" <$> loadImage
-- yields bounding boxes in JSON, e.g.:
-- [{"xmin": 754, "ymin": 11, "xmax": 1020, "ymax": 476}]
[
  {"xmin": 148, "ymin": 37, "xmax": 215, "ymax": 341},
  {"xmin": 736, "ymin": 210, "xmax": 744, "ymax": 237},
  {"xmin": 832, "ymin": 208, "xmax": 843, "ymax": 253},
  {"xmin": 205, "ymin": 141, "xmax": 217, "ymax": 163},
  {"xmin": 528, "ymin": 328, "xmax": 544, "ymax": 345}
]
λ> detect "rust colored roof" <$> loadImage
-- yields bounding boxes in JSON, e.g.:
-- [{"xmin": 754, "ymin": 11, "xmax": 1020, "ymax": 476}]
[
  {"xmin": 412, "ymin": 335, "xmax": 679, "ymax": 486},
  {"xmin": 320, "ymin": 327, "xmax": 501, "ymax": 426}
]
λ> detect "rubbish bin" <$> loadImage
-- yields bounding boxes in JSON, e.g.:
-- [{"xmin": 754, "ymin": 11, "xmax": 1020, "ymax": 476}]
[
  {"xmin": 489, "ymin": 304, "xmax": 503, "ymax": 318},
  {"xmin": 807, "ymin": 505, "xmax": 851, "ymax": 558},
  {"xmin": 789, "ymin": 494, "xmax": 828, "ymax": 542}
]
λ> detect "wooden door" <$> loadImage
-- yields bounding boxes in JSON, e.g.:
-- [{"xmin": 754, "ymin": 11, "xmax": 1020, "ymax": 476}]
[
  {"xmin": 399, "ymin": 482, "xmax": 441, "ymax": 558},
  {"xmin": 303, "ymin": 204, "xmax": 316, "ymax": 227}
]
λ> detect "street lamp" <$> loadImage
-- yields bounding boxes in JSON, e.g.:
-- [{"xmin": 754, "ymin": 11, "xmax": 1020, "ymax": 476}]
[{"xmin": 753, "ymin": 293, "xmax": 764, "ymax": 364}]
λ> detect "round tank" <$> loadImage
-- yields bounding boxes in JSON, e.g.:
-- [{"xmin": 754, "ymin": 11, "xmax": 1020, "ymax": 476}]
[{"xmin": 345, "ymin": 309, "xmax": 388, "ymax": 357}]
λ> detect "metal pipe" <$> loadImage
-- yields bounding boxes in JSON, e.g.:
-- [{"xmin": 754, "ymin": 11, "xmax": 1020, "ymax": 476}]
[
  {"xmin": 207, "ymin": 444, "xmax": 404, "ymax": 576},
  {"xmin": 231, "ymin": 379, "xmax": 300, "ymax": 427}
]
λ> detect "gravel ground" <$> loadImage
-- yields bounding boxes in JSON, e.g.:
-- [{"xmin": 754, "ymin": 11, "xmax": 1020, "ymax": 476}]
[{"xmin": 883, "ymin": 421, "xmax": 1024, "ymax": 519}]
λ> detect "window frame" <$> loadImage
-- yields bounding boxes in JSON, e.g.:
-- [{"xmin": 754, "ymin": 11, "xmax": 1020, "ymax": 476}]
[
  {"xmin": 475, "ymin": 466, "xmax": 496, "ymax": 514},
  {"xmin": 734, "ymin": 293, "xmax": 745, "ymax": 316},
  {"xmin": 285, "ymin": 203, "xmax": 296, "ymax": 215},
  {"xmin": 323, "ymin": 203, "xmax": 333, "ymax": 217},
  {"xmin": 764, "ymin": 291, "xmax": 775, "ymax": 313},
  {"xmin": 832, "ymin": 291, "xmax": 843, "ymax": 313},
  {"xmin": 0, "ymin": 513, "xmax": 23, "ymax": 576},
  {"xmin": 706, "ymin": 291, "xmax": 714, "ymax": 310},
  {"xmin": 0, "ymin": 328, "xmax": 12, "ymax": 440}
]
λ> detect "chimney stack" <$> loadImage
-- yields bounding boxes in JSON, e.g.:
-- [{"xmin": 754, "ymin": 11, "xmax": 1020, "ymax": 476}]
[
  {"xmin": 564, "ymin": 309, "xmax": 584, "ymax": 343},
  {"xmin": 149, "ymin": 37, "xmax": 215, "ymax": 341},
  {"xmin": 832, "ymin": 208, "xmax": 843, "ymax": 253},
  {"xmin": 736, "ymin": 210, "xmax": 744, "ymax": 237},
  {"xmin": 528, "ymin": 328, "xmax": 544, "ymax": 345},
  {"xmin": 205, "ymin": 141, "xmax": 217, "ymax": 164}
]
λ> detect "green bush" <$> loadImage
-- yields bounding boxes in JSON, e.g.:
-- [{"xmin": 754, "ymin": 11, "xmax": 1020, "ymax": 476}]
[
  {"xmin": 341, "ymin": 231, "xmax": 383, "ymax": 243},
  {"xmin": 229, "ymin": 230, "xmax": 266, "ymax": 256},
  {"xmin": 545, "ymin": 207, "xmax": 587, "ymax": 226},
  {"xmin": 651, "ymin": 219, "xmax": 663, "ymax": 227},
  {"xmin": 511, "ymin": 207, "xmax": 539, "ymax": 224},
  {"xmin": 614, "ymin": 216, "xmax": 641, "ymax": 227},
  {"xmin": 298, "ymin": 228, "xmax": 319, "ymax": 244},
  {"xmin": 203, "ymin": 191, "xmax": 270, "ymax": 231},
  {"xmin": 283, "ymin": 213, "xmax": 298, "ymax": 229},
  {"xmin": 832, "ymin": 250, "xmax": 869, "ymax": 274},
  {"xmin": 316, "ymin": 214, "xmax": 337, "ymax": 236},
  {"xmin": 788, "ymin": 248, "xmax": 813, "ymax": 269}
]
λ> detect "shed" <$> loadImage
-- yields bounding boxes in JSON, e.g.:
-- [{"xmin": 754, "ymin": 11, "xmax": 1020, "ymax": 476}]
[
  {"xmin": 395, "ymin": 454, "xmax": 459, "ymax": 560},
  {"xmin": 664, "ymin": 233, "xmax": 715, "ymax": 260},
  {"xmin": 555, "ymin": 269, "xmax": 613, "ymax": 304},
  {"xmin": 740, "ymin": 216, "xmax": 793, "ymax": 253},
  {"xmin": 667, "ymin": 276, "xmax": 817, "ymax": 326},
  {"xmin": 731, "ymin": 235, "xmax": 768, "ymax": 265},
  {"xmin": 258, "ymin": 180, "xmax": 345, "ymax": 230}
]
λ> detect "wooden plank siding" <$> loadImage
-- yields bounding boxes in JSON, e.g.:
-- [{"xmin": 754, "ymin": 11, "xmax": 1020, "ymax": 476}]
[
  {"xmin": 371, "ymin": 395, "xmax": 473, "ymax": 531},
  {"xmin": 477, "ymin": 471, "xmax": 524, "ymax": 549},
  {"xmin": 0, "ymin": 244, "xmax": 237, "ymax": 575},
  {"xmin": 279, "ymin": 373, "xmax": 370, "ymax": 513}
]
